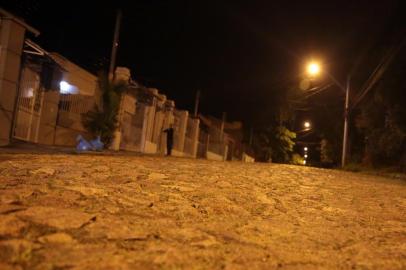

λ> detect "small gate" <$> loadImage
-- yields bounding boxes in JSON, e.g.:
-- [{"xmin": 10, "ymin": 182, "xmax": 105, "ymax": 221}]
[{"xmin": 13, "ymin": 66, "xmax": 44, "ymax": 142}]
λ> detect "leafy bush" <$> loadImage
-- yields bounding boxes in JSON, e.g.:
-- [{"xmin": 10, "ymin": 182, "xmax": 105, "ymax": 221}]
[
  {"xmin": 253, "ymin": 125, "xmax": 296, "ymax": 163},
  {"xmin": 291, "ymin": 153, "xmax": 304, "ymax": 165},
  {"xmin": 82, "ymin": 73, "xmax": 127, "ymax": 147}
]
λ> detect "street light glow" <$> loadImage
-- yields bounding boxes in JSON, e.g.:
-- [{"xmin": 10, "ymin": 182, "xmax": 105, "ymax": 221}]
[
  {"xmin": 59, "ymin": 81, "xmax": 78, "ymax": 94},
  {"xmin": 304, "ymin": 147, "xmax": 308, "ymax": 151},
  {"xmin": 304, "ymin": 121, "xmax": 311, "ymax": 128},
  {"xmin": 307, "ymin": 62, "xmax": 320, "ymax": 76},
  {"xmin": 60, "ymin": 81, "xmax": 71, "ymax": 93}
]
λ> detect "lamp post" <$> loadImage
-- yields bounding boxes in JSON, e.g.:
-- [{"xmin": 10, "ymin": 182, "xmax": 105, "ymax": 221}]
[
  {"xmin": 306, "ymin": 62, "xmax": 350, "ymax": 168},
  {"xmin": 342, "ymin": 75, "xmax": 350, "ymax": 168}
]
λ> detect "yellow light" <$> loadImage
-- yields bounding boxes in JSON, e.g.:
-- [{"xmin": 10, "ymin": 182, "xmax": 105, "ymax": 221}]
[
  {"xmin": 307, "ymin": 62, "xmax": 320, "ymax": 76},
  {"xmin": 304, "ymin": 121, "xmax": 311, "ymax": 128}
]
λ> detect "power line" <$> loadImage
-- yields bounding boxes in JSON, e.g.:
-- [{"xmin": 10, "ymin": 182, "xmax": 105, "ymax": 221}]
[{"xmin": 351, "ymin": 36, "xmax": 406, "ymax": 109}]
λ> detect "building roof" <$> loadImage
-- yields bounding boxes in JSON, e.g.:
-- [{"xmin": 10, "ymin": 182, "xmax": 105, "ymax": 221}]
[{"xmin": 0, "ymin": 8, "xmax": 40, "ymax": 36}]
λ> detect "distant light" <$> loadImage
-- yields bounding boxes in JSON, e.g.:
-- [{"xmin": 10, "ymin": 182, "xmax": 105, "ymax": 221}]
[
  {"xmin": 304, "ymin": 154, "xmax": 308, "ymax": 158},
  {"xmin": 303, "ymin": 160, "xmax": 306, "ymax": 165},
  {"xmin": 24, "ymin": 88, "xmax": 34, "ymax": 98},
  {"xmin": 304, "ymin": 147, "xmax": 308, "ymax": 151},
  {"xmin": 59, "ymin": 81, "xmax": 78, "ymax": 94},
  {"xmin": 60, "ymin": 81, "xmax": 70, "ymax": 92},
  {"xmin": 307, "ymin": 62, "xmax": 320, "ymax": 76},
  {"xmin": 304, "ymin": 121, "xmax": 311, "ymax": 128}
]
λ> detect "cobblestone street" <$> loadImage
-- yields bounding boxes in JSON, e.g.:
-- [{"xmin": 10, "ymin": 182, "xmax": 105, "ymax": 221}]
[{"xmin": 0, "ymin": 152, "xmax": 405, "ymax": 269}]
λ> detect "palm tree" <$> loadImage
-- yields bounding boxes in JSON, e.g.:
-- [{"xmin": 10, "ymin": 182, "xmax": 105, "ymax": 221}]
[{"xmin": 83, "ymin": 73, "xmax": 127, "ymax": 147}]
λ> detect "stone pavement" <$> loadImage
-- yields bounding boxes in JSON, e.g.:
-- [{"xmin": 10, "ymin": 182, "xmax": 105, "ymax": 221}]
[{"xmin": 0, "ymin": 153, "xmax": 405, "ymax": 269}]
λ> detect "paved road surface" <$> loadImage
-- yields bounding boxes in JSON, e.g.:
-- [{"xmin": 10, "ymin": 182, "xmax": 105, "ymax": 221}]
[{"xmin": 0, "ymin": 153, "xmax": 405, "ymax": 269}]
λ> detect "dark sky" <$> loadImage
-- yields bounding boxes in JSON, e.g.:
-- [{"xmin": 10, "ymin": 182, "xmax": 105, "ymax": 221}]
[{"xmin": 2, "ymin": 0, "xmax": 404, "ymax": 128}]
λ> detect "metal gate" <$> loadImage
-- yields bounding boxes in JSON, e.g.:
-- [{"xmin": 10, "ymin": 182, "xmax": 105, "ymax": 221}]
[{"xmin": 13, "ymin": 66, "xmax": 44, "ymax": 142}]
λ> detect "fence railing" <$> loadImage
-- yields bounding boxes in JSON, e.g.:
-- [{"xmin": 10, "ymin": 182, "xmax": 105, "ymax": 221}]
[{"xmin": 59, "ymin": 94, "xmax": 96, "ymax": 114}]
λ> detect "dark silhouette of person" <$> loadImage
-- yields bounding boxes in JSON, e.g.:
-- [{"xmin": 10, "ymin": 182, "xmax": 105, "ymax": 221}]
[{"xmin": 163, "ymin": 126, "xmax": 174, "ymax": 156}]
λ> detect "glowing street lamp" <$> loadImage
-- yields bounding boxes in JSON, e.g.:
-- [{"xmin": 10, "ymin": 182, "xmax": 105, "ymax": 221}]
[
  {"xmin": 307, "ymin": 62, "xmax": 320, "ymax": 76},
  {"xmin": 296, "ymin": 121, "xmax": 312, "ymax": 134},
  {"xmin": 305, "ymin": 61, "xmax": 350, "ymax": 168},
  {"xmin": 304, "ymin": 147, "xmax": 308, "ymax": 151}
]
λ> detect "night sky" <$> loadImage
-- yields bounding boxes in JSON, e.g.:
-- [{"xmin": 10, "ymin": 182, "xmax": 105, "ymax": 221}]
[{"xmin": 2, "ymin": 0, "xmax": 404, "ymax": 128}]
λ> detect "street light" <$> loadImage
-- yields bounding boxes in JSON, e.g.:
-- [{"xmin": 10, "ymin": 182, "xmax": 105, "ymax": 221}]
[
  {"xmin": 307, "ymin": 62, "xmax": 320, "ymax": 76},
  {"xmin": 296, "ymin": 121, "xmax": 312, "ymax": 134},
  {"xmin": 306, "ymin": 61, "xmax": 350, "ymax": 167},
  {"xmin": 304, "ymin": 147, "xmax": 308, "ymax": 151}
]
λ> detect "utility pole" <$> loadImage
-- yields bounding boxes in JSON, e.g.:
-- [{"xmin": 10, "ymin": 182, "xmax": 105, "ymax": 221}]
[
  {"xmin": 193, "ymin": 90, "xmax": 200, "ymax": 117},
  {"xmin": 220, "ymin": 111, "xmax": 227, "ymax": 147},
  {"xmin": 249, "ymin": 126, "xmax": 253, "ymax": 146},
  {"xmin": 220, "ymin": 112, "xmax": 227, "ymax": 135},
  {"xmin": 109, "ymin": 9, "xmax": 122, "ymax": 81},
  {"xmin": 108, "ymin": 9, "xmax": 122, "ymax": 151},
  {"xmin": 341, "ymin": 75, "xmax": 350, "ymax": 168}
]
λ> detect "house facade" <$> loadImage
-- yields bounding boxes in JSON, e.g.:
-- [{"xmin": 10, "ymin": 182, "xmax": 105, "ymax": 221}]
[{"xmin": 1, "ymin": 8, "xmax": 254, "ymax": 162}]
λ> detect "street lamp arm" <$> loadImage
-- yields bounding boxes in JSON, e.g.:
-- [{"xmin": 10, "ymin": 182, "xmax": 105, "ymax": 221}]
[
  {"xmin": 295, "ymin": 129, "xmax": 310, "ymax": 134},
  {"xmin": 326, "ymin": 72, "xmax": 346, "ymax": 93}
]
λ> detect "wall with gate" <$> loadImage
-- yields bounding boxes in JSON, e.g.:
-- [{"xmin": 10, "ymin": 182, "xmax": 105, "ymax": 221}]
[
  {"xmin": 0, "ymin": 12, "xmax": 34, "ymax": 146},
  {"xmin": 54, "ymin": 93, "xmax": 96, "ymax": 146}
]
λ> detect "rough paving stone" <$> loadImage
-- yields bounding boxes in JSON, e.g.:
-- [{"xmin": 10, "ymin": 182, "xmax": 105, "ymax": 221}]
[
  {"xmin": 38, "ymin": 233, "xmax": 76, "ymax": 244},
  {"xmin": 0, "ymin": 153, "xmax": 405, "ymax": 270},
  {"xmin": 17, "ymin": 206, "xmax": 94, "ymax": 229},
  {"xmin": 86, "ymin": 216, "xmax": 150, "ymax": 240},
  {"xmin": 30, "ymin": 167, "xmax": 55, "ymax": 176},
  {"xmin": 0, "ymin": 215, "xmax": 27, "ymax": 237},
  {"xmin": 0, "ymin": 204, "xmax": 26, "ymax": 214},
  {"xmin": 0, "ymin": 189, "xmax": 34, "ymax": 204},
  {"xmin": 0, "ymin": 262, "xmax": 23, "ymax": 270},
  {"xmin": 147, "ymin": 172, "xmax": 167, "ymax": 181},
  {"xmin": 0, "ymin": 239, "xmax": 40, "ymax": 264},
  {"xmin": 62, "ymin": 186, "xmax": 107, "ymax": 196}
]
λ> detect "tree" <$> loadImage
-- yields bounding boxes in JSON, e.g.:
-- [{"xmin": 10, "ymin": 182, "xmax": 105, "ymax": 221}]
[
  {"xmin": 253, "ymin": 125, "xmax": 296, "ymax": 163},
  {"xmin": 82, "ymin": 73, "xmax": 127, "ymax": 147},
  {"xmin": 353, "ymin": 45, "xmax": 406, "ymax": 169}
]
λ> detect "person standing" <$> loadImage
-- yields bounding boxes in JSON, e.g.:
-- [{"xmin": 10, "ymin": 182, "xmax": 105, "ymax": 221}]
[{"xmin": 163, "ymin": 126, "xmax": 174, "ymax": 156}]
